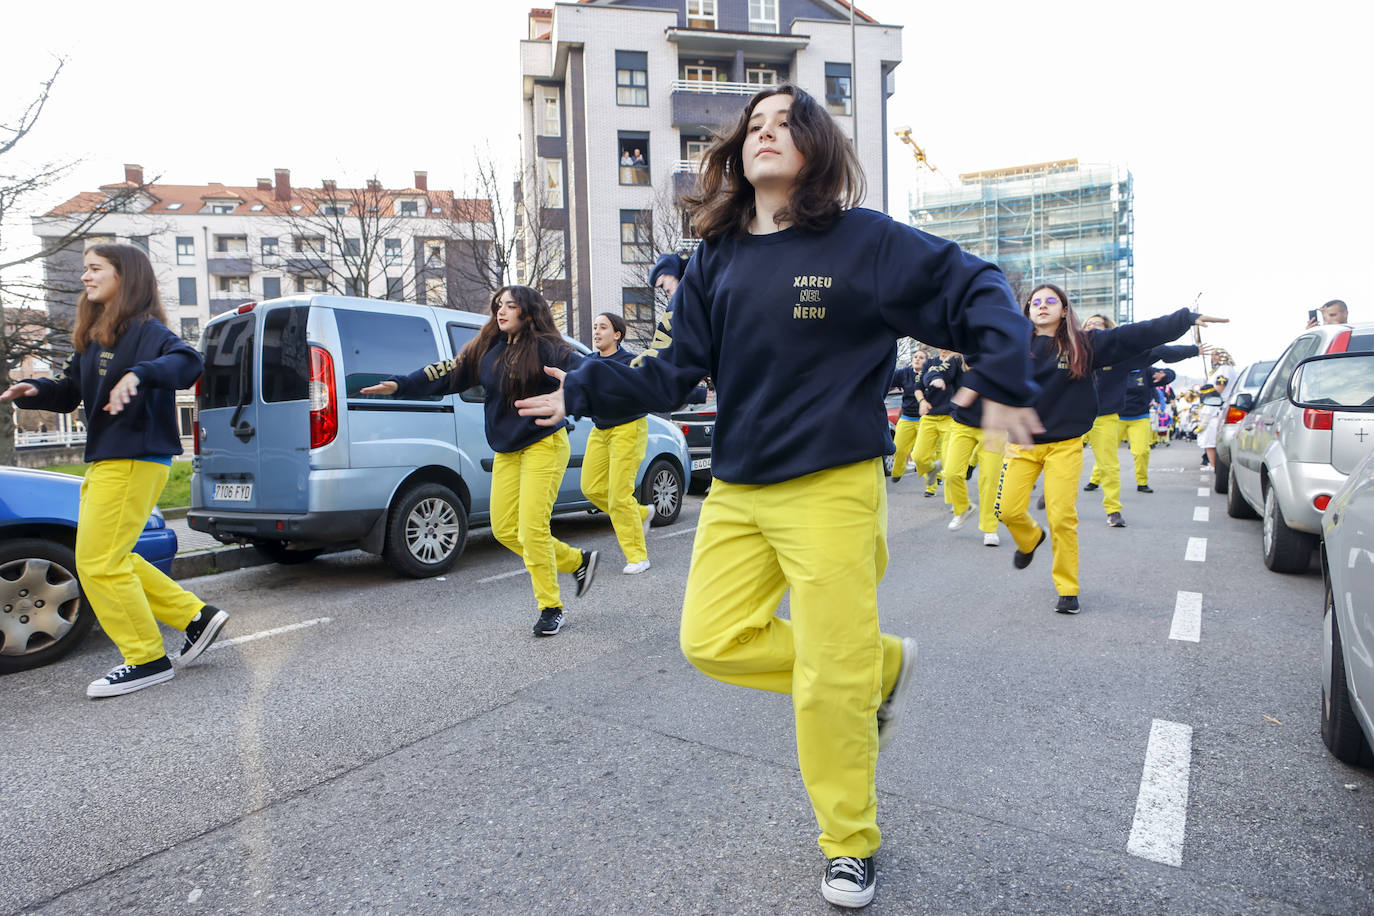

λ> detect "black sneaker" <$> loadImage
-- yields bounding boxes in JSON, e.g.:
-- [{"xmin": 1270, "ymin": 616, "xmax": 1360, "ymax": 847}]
[
  {"xmin": 1013, "ymin": 529, "xmax": 1047, "ymax": 570},
  {"xmin": 533, "ymin": 607, "xmax": 564, "ymax": 636},
  {"xmin": 1083, "ymin": 481, "xmax": 1099, "ymax": 491},
  {"xmin": 178, "ymin": 605, "xmax": 229, "ymax": 666},
  {"xmin": 86, "ymin": 656, "xmax": 175, "ymax": 698},
  {"xmin": 1056, "ymin": 595, "xmax": 1081, "ymax": 614},
  {"xmin": 573, "ymin": 549, "xmax": 599, "ymax": 598},
  {"xmin": 965, "ymin": 465, "xmax": 975, "ymax": 480},
  {"xmin": 1107, "ymin": 512, "xmax": 1126, "ymax": 528},
  {"xmin": 1137, "ymin": 485, "xmax": 1154, "ymax": 493},
  {"xmin": 822, "ymin": 856, "xmax": 876, "ymax": 908},
  {"xmin": 1036, "ymin": 493, "xmax": 1047, "ymax": 510},
  {"xmin": 888, "ymin": 474, "xmax": 902, "ymax": 484},
  {"xmin": 923, "ymin": 489, "xmax": 935, "ymax": 498},
  {"xmin": 877, "ymin": 636, "xmax": 918, "ymax": 751}
]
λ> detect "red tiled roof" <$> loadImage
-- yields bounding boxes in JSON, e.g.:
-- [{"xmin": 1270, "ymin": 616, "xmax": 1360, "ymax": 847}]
[{"xmin": 46, "ymin": 181, "xmax": 492, "ymax": 222}]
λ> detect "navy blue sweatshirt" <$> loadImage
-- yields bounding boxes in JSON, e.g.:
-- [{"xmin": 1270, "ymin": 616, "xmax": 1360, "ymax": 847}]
[
  {"xmin": 916, "ymin": 354, "xmax": 963, "ymax": 416},
  {"xmin": 19, "ymin": 318, "xmax": 202, "ymax": 462},
  {"xmin": 561, "ymin": 208, "xmax": 1037, "ymax": 485},
  {"xmin": 589, "ymin": 347, "xmax": 647, "ymax": 429},
  {"xmin": 888, "ymin": 366, "xmax": 922, "ymax": 419},
  {"xmin": 1121, "ymin": 362, "xmax": 1182, "ymax": 419},
  {"xmin": 1095, "ymin": 344, "xmax": 1197, "ymax": 417},
  {"xmin": 1028, "ymin": 308, "xmax": 1198, "ymax": 443},
  {"xmin": 389, "ymin": 336, "xmax": 581, "ymax": 453}
]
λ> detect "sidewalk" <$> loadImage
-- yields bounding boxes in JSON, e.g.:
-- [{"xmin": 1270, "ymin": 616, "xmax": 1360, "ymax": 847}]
[{"xmin": 166, "ymin": 515, "xmax": 271, "ymax": 579}]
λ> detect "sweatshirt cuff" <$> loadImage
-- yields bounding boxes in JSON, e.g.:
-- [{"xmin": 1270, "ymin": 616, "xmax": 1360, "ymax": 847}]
[{"xmin": 562, "ymin": 371, "xmax": 592, "ymax": 420}]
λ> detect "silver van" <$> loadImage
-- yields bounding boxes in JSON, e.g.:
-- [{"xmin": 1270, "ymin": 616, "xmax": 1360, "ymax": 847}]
[{"xmin": 187, "ymin": 296, "xmax": 689, "ymax": 577}]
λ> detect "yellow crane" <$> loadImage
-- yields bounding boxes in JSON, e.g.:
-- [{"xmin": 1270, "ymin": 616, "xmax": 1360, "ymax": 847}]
[{"xmin": 893, "ymin": 126, "xmax": 937, "ymax": 173}]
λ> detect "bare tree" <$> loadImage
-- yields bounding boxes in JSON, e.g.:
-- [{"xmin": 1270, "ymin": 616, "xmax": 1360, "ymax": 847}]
[{"xmin": 0, "ymin": 60, "xmax": 155, "ymax": 464}]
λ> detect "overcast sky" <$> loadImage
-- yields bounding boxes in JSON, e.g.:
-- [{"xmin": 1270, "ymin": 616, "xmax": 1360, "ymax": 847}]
[{"xmin": 4, "ymin": 0, "xmax": 1368, "ymax": 378}]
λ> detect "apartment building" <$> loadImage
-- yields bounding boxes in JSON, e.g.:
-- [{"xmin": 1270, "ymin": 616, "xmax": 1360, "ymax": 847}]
[
  {"xmin": 910, "ymin": 160, "xmax": 1136, "ymax": 324},
  {"xmin": 518, "ymin": 0, "xmax": 903, "ymax": 343},
  {"xmin": 33, "ymin": 165, "xmax": 494, "ymax": 346}
]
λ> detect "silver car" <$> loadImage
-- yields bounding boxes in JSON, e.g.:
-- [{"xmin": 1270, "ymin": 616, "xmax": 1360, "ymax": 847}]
[
  {"xmin": 1213, "ymin": 358, "xmax": 1276, "ymax": 495},
  {"xmin": 1314, "ymin": 352, "xmax": 1374, "ymax": 766},
  {"xmin": 1227, "ymin": 322, "xmax": 1374, "ymax": 572}
]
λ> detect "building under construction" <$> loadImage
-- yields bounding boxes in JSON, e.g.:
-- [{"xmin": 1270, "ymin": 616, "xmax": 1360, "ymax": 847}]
[{"xmin": 910, "ymin": 159, "xmax": 1134, "ymax": 323}]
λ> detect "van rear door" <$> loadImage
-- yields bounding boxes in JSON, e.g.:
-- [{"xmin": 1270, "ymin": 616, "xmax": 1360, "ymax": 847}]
[{"xmin": 196, "ymin": 305, "xmax": 311, "ymax": 513}]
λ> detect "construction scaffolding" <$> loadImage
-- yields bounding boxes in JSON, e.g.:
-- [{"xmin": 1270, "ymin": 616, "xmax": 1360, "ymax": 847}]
[{"xmin": 910, "ymin": 159, "xmax": 1134, "ymax": 323}]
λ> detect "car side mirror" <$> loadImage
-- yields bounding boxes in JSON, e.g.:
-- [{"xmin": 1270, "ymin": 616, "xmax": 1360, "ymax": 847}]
[
  {"xmin": 1232, "ymin": 392, "xmax": 1255, "ymax": 413},
  {"xmin": 1287, "ymin": 353, "xmax": 1374, "ymax": 411},
  {"xmin": 1200, "ymin": 394, "xmax": 1224, "ymax": 407}
]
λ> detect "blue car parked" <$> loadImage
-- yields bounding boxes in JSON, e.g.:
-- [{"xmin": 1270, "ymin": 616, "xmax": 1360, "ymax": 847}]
[{"xmin": 0, "ymin": 466, "xmax": 177, "ymax": 673}]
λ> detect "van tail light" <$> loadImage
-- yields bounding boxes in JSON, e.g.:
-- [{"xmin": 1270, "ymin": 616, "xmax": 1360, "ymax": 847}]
[
  {"xmin": 1314, "ymin": 494, "xmax": 1332, "ymax": 511},
  {"xmin": 1303, "ymin": 408, "xmax": 1333, "ymax": 430},
  {"xmin": 1328, "ymin": 330, "xmax": 1351, "ymax": 353},
  {"xmin": 1224, "ymin": 406, "xmax": 1247, "ymax": 424},
  {"xmin": 678, "ymin": 423, "xmax": 691, "ymax": 436},
  {"xmin": 236, "ymin": 302, "xmax": 257, "ymax": 314},
  {"xmin": 193, "ymin": 376, "xmax": 202, "ymax": 455},
  {"xmin": 309, "ymin": 345, "xmax": 338, "ymax": 448}
]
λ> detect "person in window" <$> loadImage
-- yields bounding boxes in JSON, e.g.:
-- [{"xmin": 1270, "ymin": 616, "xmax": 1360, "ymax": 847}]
[
  {"xmin": 995, "ymin": 283, "xmax": 1226, "ymax": 614},
  {"xmin": 620, "ymin": 150, "xmax": 634, "ymax": 167},
  {"xmin": 0, "ymin": 243, "xmax": 227, "ymax": 698},
  {"xmin": 514, "ymin": 83, "xmax": 1042, "ymax": 909},
  {"xmin": 583, "ymin": 312, "xmax": 654, "ymax": 574},
  {"xmin": 361, "ymin": 286, "xmax": 597, "ymax": 637}
]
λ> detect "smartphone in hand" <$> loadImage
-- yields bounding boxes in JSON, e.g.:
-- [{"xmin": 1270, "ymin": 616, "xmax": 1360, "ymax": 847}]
[{"xmin": 1309, "ymin": 309, "xmax": 1319, "ymax": 322}]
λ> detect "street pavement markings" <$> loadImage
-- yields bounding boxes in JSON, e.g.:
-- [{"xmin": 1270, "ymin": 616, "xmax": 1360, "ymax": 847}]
[
  {"xmin": 1185, "ymin": 537, "xmax": 1207, "ymax": 562},
  {"xmin": 1193, "ymin": 506, "xmax": 1210, "ymax": 522},
  {"xmin": 656, "ymin": 524, "xmax": 698, "ymax": 540},
  {"xmin": 1169, "ymin": 591, "xmax": 1203, "ymax": 642},
  {"xmin": 476, "ymin": 569, "xmax": 528, "ymax": 584},
  {"xmin": 1196, "ymin": 487, "xmax": 1209, "ymax": 497},
  {"xmin": 1127, "ymin": 719, "xmax": 1194, "ymax": 866},
  {"xmin": 209, "ymin": 617, "xmax": 332, "ymax": 651}
]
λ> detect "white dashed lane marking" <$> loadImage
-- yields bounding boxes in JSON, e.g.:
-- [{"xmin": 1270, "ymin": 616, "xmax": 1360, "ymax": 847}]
[
  {"xmin": 1169, "ymin": 591, "xmax": 1202, "ymax": 642},
  {"xmin": 210, "ymin": 617, "xmax": 332, "ymax": 651},
  {"xmin": 1193, "ymin": 506, "xmax": 1210, "ymax": 522},
  {"xmin": 1128, "ymin": 719, "xmax": 1194, "ymax": 867},
  {"xmin": 1186, "ymin": 537, "xmax": 1207, "ymax": 562},
  {"xmin": 656, "ymin": 525, "xmax": 698, "ymax": 540},
  {"xmin": 475, "ymin": 569, "xmax": 527, "ymax": 584},
  {"xmin": 1197, "ymin": 487, "xmax": 1210, "ymax": 497}
]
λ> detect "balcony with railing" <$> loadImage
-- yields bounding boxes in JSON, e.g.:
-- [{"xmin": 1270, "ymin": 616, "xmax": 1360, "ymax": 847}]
[{"xmin": 671, "ymin": 79, "xmax": 753, "ymax": 132}]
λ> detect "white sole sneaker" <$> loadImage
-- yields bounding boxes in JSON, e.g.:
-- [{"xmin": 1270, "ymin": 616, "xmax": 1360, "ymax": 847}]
[
  {"xmin": 948, "ymin": 506, "xmax": 976, "ymax": 530},
  {"xmin": 877, "ymin": 636, "xmax": 918, "ymax": 751},
  {"xmin": 623, "ymin": 560, "xmax": 651, "ymax": 575},
  {"xmin": 983, "ymin": 532, "xmax": 1000, "ymax": 547},
  {"xmin": 86, "ymin": 665, "xmax": 175, "ymax": 698}
]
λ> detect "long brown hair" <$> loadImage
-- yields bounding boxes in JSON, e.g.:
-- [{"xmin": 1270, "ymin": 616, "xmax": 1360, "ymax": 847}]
[
  {"xmin": 72, "ymin": 243, "xmax": 167, "ymax": 351},
  {"xmin": 683, "ymin": 83, "xmax": 864, "ymax": 242},
  {"xmin": 1024, "ymin": 283, "xmax": 1092, "ymax": 380},
  {"xmin": 451, "ymin": 285, "xmax": 570, "ymax": 405}
]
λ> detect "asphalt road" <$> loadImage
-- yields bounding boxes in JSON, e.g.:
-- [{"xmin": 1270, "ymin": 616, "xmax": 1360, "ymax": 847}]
[{"xmin": 3, "ymin": 444, "xmax": 1370, "ymax": 914}]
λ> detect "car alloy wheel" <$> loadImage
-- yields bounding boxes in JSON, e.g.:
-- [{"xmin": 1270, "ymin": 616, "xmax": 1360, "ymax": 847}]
[{"xmin": 405, "ymin": 496, "xmax": 463, "ymax": 565}]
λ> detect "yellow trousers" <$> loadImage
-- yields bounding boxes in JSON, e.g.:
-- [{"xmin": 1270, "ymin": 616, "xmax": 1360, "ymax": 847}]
[
  {"xmin": 77, "ymin": 460, "xmax": 204, "ymax": 666},
  {"xmin": 1121, "ymin": 417, "xmax": 1154, "ymax": 485},
  {"xmin": 491, "ymin": 429, "xmax": 584, "ymax": 609},
  {"xmin": 942, "ymin": 421, "xmax": 981, "ymax": 516},
  {"xmin": 912, "ymin": 414, "xmax": 953, "ymax": 495},
  {"xmin": 1085, "ymin": 413, "xmax": 1123, "ymax": 514},
  {"xmin": 947, "ymin": 423, "xmax": 1005, "ymax": 533},
  {"xmin": 582, "ymin": 418, "xmax": 650, "ymax": 564},
  {"xmin": 679, "ymin": 459, "xmax": 904, "ymax": 858},
  {"xmin": 889, "ymin": 418, "xmax": 919, "ymax": 481},
  {"xmin": 995, "ymin": 439, "xmax": 1084, "ymax": 596}
]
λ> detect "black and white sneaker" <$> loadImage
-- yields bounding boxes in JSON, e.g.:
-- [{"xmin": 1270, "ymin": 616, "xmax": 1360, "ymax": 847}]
[
  {"xmin": 822, "ymin": 856, "xmax": 876, "ymax": 908},
  {"xmin": 1056, "ymin": 595, "xmax": 1081, "ymax": 614},
  {"xmin": 86, "ymin": 656, "xmax": 175, "ymax": 698},
  {"xmin": 1083, "ymin": 481, "xmax": 1099, "ymax": 491},
  {"xmin": 1137, "ymin": 484, "xmax": 1154, "ymax": 494},
  {"xmin": 533, "ymin": 607, "xmax": 564, "ymax": 636},
  {"xmin": 877, "ymin": 636, "xmax": 918, "ymax": 751},
  {"xmin": 178, "ymin": 605, "xmax": 229, "ymax": 666},
  {"xmin": 573, "ymin": 549, "xmax": 599, "ymax": 598},
  {"xmin": 1107, "ymin": 512, "xmax": 1126, "ymax": 528}
]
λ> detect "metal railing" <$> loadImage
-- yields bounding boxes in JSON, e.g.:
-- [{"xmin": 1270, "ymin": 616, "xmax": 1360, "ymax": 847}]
[{"xmin": 671, "ymin": 78, "xmax": 757, "ymax": 96}]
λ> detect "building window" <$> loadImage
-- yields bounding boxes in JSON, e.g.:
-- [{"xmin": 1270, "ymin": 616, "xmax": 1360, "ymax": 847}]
[
  {"xmin": 209, "ymin": 202, "xmax": 237, "ymax": 214},
  {"xmin": 686, "ymin": 0, "xmax": 716, "ymax": 29},
  {"xmin": 261, "ymin": 237, "xmax": 280, "ymax": 265},
  {"xmin": 180, "ymin": 318, "xmax": 200, "ymax": 342},
  {"xmin": 399, "ymin": 199, "xmax": 419, "ymax": 217},
  {"xmin": 825, "ymin": 62, "xmax": 852, "ymax": 116},
  {"xmin": 622, "ymin": 287, "xmax": 655, "ymax": 342},
  {"xmin": 749, "ymin": 0, "xmax": 778, "ymax": 33},
  {"xmin": 543, "ymin": 160, "xmax": 564, "ymax": 208},
  {"xmin": 344, "ymin": 278, "xmax": 359, "ymax": 297},
  {"xmin": 297, "ymin": 276, "xmax": 326, "ymax": 294},
  {"xmin": 130, "ymin": 235, "xmax": 149, "ymax": 253},
  {"xmin": 217, "ymin": 276, "xmax": 250, "ymax": 296},
  {"xmin": 423, "ymin": 276, "xmax": 446, "ymax": 306},
  {"xmin": 683, "ymin": 64, "xmax": 716, "ymax": 84},
  {"xmin": 684, "ymin": 140, "xmax": 711, "ymax": 163},
  {"xmin": 215, "ymin": 235, "xmax": 248, "ymax": 254},
  {"xmin": 546, "ymin": 230, "xmax": 566, "ymax": 280},
  {"xmin": 384, "ymin": 238, "xmax": 402, "ymax": 264},
  {"xmin": 262, "ymin": 276, "xmax": 281, "ymax": 299},
  {"xmin": 176, "ymin": 236, "xmax": 195, "ymax": 265},
  {"xmin": 344, "ymin": 237, "xmax": 362, "ymax": 257},
  {"xmin": 294, "ymin": 235, "xmax": 326, "ymax": 255},
  {"xmin": 615, "ymin": 50, "xmax": 648, "ymax": 106},
  {"xmin": 385, "ymin": 276, "xmax": 403, "ymax": 301},
  {"xmin": 178, "ymin": 277, "xmax": 197, "ymax": 305},
  {"xmin": 620, "ymin": 210, "xmax": 652, "ymax": 264},
  {"xmin": 549, "ymin": 300, "xmax": 568, "ymax": 333},
  {"xmin": 424, "ymin": 241, "xmax": 445, "ymax": 267},
  {"xmin": 539, "ymin": 88, "xmax": 561, "ymax": 137},
  {"xmin": 618, "ymin": 134, "xmax": 650, "ymax": 185},
  {"xmin": 320, "ymin": 203, "xmax": 348, "ymax": 216},
  {"xmin": 746, "ymin": 67, "xmax": 778, "ymax": 86}
]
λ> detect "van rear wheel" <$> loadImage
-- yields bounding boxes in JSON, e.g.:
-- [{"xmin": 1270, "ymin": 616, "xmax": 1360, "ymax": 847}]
[{"xmin": 384, "ymin": 482, "xmax": 468, "ymax": 578}]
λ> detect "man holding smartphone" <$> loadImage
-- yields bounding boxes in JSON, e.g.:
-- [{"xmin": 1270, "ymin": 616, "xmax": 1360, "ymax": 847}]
[{"xmin": 1307, "ymin": 299, "xmax": 1349, "ymax": 328}]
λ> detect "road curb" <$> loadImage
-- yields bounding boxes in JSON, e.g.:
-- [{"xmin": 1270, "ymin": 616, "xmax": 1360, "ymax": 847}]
[{"xmin": 172, "ymin": 545, "xmax": 271, "ymax": 579}]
